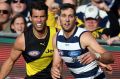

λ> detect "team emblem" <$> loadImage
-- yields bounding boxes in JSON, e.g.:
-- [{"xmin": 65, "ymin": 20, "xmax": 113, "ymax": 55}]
[{"xmin": 28, "ymin": 51, "xmax": 40, "ymax": 57}]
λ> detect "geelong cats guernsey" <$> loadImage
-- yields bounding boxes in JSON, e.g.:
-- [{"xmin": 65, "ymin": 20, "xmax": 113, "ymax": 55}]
[{"xmin": 57, "ymin": 27, "xmax": 105, "ymax": 79}]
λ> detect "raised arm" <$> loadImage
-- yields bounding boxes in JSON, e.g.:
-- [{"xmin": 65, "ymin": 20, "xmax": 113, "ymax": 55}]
[
  {"xmin": 0, "ymin": 34, "xmax": 25, "ymax": 79},
  {"xmin": 91, "ymin": 0, "xmax": 120, "ymax": 37},
  {"xmin": 80, "ymin": 32, "xmax": 114, "ymax": 64},
  {"xmin": 51, "ymin": 34, "xmax": 62, "ymax": 79},
  {"xmin": 45, "ymin": 0, "xmax": 55, "ymax": 11}
]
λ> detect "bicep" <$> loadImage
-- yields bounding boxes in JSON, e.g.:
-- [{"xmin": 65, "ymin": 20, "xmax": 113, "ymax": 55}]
[
  {"xmin": 9, "ymin": 34, "xmax": 25, "ymax": 62},
  {"xmin": 9, "ymin": 47, "xmax": 22, "ymax": 62},
  {"xmin": 81, "ymin": 32, "xmax": 106, "ymax": 54}
]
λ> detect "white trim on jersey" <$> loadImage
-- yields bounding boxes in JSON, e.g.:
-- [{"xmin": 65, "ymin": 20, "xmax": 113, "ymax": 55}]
[
  {"xmin": 57, "ymin": 41, "xmax": 80, "ymax": 50},
  {"xmin": 69, "ymin": 61, "xmax": 97, "ymax": 74}
]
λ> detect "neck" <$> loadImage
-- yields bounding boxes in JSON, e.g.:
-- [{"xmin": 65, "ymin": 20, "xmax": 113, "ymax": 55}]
[{"xmin": 33, "ymin": 27, "xmax": 48, "ymax": 39}]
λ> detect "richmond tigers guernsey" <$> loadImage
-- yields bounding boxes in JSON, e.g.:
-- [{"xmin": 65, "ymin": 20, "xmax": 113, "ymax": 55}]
[
  {"xmin": 57, "ymin": 27, "xmax": 105, "ymax": 79},
  {"xmin": 22, "ymin": 26, "xmax": 56, "ymax": 78}
]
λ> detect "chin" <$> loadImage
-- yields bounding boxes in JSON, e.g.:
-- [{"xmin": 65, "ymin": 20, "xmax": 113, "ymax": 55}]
[{"xmin": 63, "ymin": 28, "xmax": 72, "ymax": 32}]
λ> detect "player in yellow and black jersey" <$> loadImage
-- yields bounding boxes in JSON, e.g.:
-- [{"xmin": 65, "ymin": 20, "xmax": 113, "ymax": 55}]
[{"xmin": 0, "ymin": 1, "xmax": 60, "ymax": 79}]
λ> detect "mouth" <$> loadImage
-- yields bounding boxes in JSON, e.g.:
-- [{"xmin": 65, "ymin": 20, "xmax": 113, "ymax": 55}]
[
  {"xmin": 16, "ymin": 6, "xmax": 22, "ymax": 9},
  {"xmin": 64, "ymin": 23, "xmax": 70, "ymax": 27},
  {"xmin": 36, "ymin": 23, "xmax": 42, "ymax": 27}
]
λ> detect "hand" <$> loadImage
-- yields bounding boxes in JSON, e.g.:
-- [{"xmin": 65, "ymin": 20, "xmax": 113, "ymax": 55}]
[
  {"xmin": 107, "ymin": 36, "xmax": 119, "ymax": 45},
  {"xmin": 107, "ymin": 38, "xmax": 114, "ymax": 45},
  {"xmin": 79, "ymin": 52, "xmax": 96, "ymax": 64},
  {"xmin": 51, "ymin": 67, "xmax": 61, "ymax": 79},
  {"xmin": 92, "ymin": 0, "xmax": 110, "ymax": 11},
  {"xmin": 99, "ymin": 62, "xmax": 112, "ymax": 74},
  {"xmin": 101, "ymin": 34, "xmax": 109, "ymax": 40}
]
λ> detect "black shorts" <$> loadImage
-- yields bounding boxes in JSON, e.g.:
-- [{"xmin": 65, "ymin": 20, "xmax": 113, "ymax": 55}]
[{"xmin": 25, "ymin": 67, "xmax": 53, "ymax": 79}]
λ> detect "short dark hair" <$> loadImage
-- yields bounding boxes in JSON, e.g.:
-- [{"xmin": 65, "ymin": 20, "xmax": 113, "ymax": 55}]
[
  {"xmin": 60, "ymin": 3, "xmax": 76, "ymax": 15},
  {"xmin": 29, "ymin": 1, "xmax": 48, "ymax": 16}
]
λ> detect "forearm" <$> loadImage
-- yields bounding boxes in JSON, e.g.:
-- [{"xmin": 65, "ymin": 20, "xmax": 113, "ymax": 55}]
[
  {"xmin": 52, "ymin": 59, "xmax": 62, "ymax": 72},
  {"xmin": 51, "ymin": 61, "xmax": 62, "ymax": 79},
  {"xmin": 98, "ymin": 52, "xmax": 114, "ymax": 64},
  {"xmin": 0, "ymin": 58, "xmax": 14, "ymax": 79}
]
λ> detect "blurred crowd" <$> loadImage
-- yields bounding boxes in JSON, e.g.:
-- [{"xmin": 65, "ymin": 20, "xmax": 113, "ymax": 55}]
[{"xmin": 0, "ymin": 0, "xmax": 120, "ymax": 44}]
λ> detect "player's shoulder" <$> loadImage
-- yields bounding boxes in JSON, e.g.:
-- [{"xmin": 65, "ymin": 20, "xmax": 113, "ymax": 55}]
[{"xmin": 15, "ymin": 33, "xmax": 25, "ymax": 44}]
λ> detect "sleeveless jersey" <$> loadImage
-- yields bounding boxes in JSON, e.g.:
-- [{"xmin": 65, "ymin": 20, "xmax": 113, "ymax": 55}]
[
  {"xmin": 23, "ymin": 26, "xmax": 56, "ymax": 78},
  {"xmin": 57, "ymin": 27, "xmax": 105, "ymax": 79}
]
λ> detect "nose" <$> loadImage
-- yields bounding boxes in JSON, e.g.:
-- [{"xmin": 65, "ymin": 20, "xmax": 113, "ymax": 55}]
[
  {"xmin": 37, "ymin": 17, "xmax": 42, "ymax": 22},
  {"xmin": 65, "ymin": 17, "xmax": 70, "ymax": 22}
]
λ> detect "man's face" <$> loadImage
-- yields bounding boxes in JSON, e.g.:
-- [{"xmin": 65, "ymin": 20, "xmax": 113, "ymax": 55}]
[
  {"xmin": 11, "ymin": 0, "xmax": 26, "ymax": 13},
  {"xmin": 0, "ymin": 3, "xmax": 10, "ymax": 24},
  {"xmin": 30, "ymin": 9, "xmax": 47, "ymax": 32},
  {"xmin": 84, "ymin": 19, "xmax": 98, "ymax": 31},
  {"xmin": 60, "ymin": 8, "xmax": 76, "ymax": 32}
]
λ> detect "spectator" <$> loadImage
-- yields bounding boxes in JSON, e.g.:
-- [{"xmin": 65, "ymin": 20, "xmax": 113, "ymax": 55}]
[
  {"xmin": 106, "ymin": 4, "xmax": 120, "ymax": 45},
  {"xmin": 10, "ymin": 0, "xmax": 27, "ymax": 18},
  {"xmin": 76, "ymin": 0, "xmax": 109, "ymax": 28},
  {"xmin": 0, "ymin": 2, "xmax": 12, "ymax": 33},
  {"xmin": 10, "ymin": 14, "xmax": 27, "ymax": 35},
  {"xmin": 10, "ymin": 0, "xmax": 30, "ymax": 27},
  {"xmin": 94, "ymin": 0, "xmax": 120, "ymax": 37},
  {"xmin": 81, "ymin": 5, "xmax": 105, "ymax": 39},
  {"xmin": 79, "ymin": 1, "xmax": 120, "ymax": 39}
]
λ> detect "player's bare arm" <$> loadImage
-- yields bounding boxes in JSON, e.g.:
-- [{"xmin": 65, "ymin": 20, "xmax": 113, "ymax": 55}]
[
  {"xmin": 0, "ymin": 34, "xmax": 25, "ymax": 79},
  {"xmin": 80, "ymin": 32, "xmax": 114, "ymax": 64},
  {"xmin": 51, "ymin": 34, "xmax": 62, "ymax": 79}
]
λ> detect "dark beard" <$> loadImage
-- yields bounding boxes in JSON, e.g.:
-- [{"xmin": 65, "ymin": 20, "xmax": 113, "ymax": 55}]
[
  {"xmin": 37, "ymin": 26, "xmax": 46, "ymax": 33},
  {"xmin": 62, "ymin": 26, "xmax": 75, "ymax": 32}
]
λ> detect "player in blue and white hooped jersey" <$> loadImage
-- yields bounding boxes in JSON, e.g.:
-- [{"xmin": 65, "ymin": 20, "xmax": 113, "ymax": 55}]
[{"xmin": 51, "ymin": 3, "xmax": 114, "ymax": 79}]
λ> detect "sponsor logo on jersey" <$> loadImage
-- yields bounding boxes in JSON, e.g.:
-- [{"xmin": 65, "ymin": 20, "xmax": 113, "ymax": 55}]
[
  {"xmin": 68, "ymin": 51, "xmax": 80, "ymax": 57},
  {"xmin": 28, "ymin": 51, "xmax": 40, "ymax": 57},
  {"xmin": 45, "ymin": 49, "xmax": 54, "ymax": 53}
]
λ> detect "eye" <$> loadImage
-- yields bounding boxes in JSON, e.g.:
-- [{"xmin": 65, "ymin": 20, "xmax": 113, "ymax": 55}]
[
  {"xmin": 32, "ymin": 16, "xmax": 38, "ymax": 18},
  {"xmin": 61, "ymin": 14, "xmax": 66, "ymax": 17},
  {"xmin": 69, "ymin": 15, "xmax": 74, "ymax": 18}
]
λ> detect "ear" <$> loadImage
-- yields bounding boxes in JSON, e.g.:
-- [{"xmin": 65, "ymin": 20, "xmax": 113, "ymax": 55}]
[
  {"xmin": 11, "ymin": 24, "xmax": 15, "ymax": 30},
  {"xmin": 75, "ymin": 16, "xmax": 77, "ymax": 22}
]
